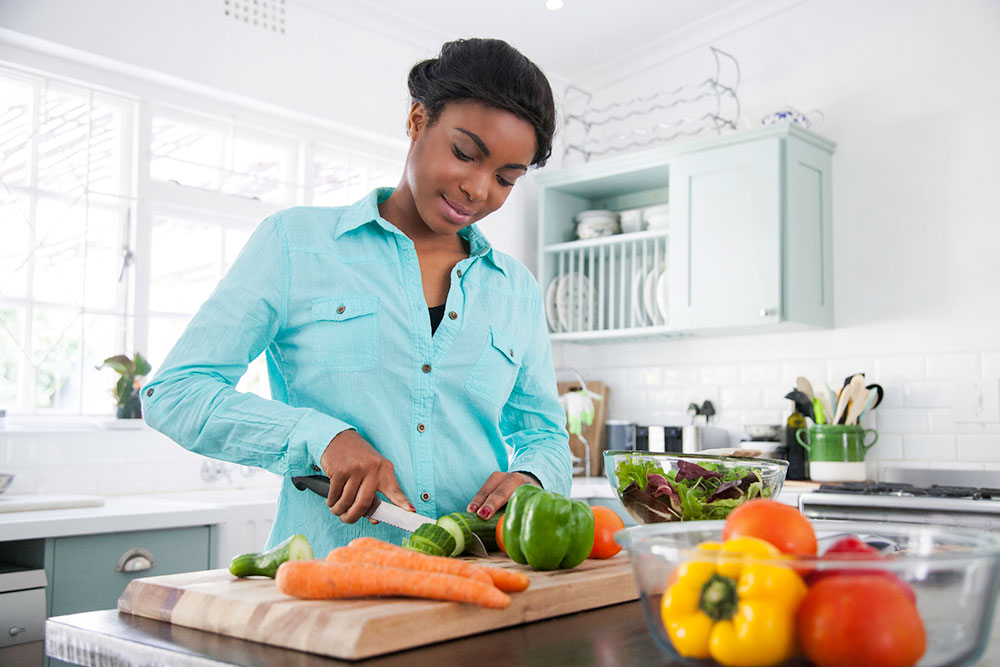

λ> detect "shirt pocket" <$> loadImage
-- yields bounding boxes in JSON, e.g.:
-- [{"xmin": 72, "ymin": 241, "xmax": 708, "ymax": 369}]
[
  {"xmin": 311, "ymin": 296, "xmax": 380, "ymax": 373},
  {"xmin": 465, "ymin": 325, "xmax": 524, "ymax": 408}
]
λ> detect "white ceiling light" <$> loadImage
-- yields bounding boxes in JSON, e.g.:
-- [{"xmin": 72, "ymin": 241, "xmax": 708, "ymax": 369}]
[{"xmin": 545, "ymin": 0, "xmax": 564, "ymax": 10}]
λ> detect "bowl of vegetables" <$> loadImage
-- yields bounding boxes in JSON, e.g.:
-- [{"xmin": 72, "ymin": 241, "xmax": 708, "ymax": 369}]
[
  {"xmin": 603, "ymin": 451, "xmax": 788, "ymax": 524},
  {"xmin": 617, "ymin": 507, "xmax": 1000, "ymax": 667}
]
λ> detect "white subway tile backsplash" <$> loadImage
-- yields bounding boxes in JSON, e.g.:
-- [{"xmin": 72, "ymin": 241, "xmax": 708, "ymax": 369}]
[
  {"xmin": 739, "ymin": 410, "xmax": 784, "ymax": 426},
  {"xmin": 98, "ymin": 462, "xmax": 155, "ymax": 496},
  {"xmin": 780, "ymin": 361, "xmax": 827, "ymax": 386},
  {"xmin": 662, "ymin": 366, "xmax": 700, "ymax": 387},
  {"xmin": 720, "ymin": 386, "xmax": 763, "ymax": 410},
  {"xmin": 5, "ymin": 437, "xmax": 72, "ymax": 466},
  {"xmin": 956, "ymin": 435, "xmax": 1000, "ymax": 461},
  {"xmin": 902, "ymin": 382, "xmax": 952, "ymax": 408},
  {"xmin": 70, "ymin": 439, "xmax": 130, "ymax": 465},
  {"xmin": 741, "ymin": 363, "xmax": 781, "ymax": 386},
  {"xmin": 636, "ymin": 367, "xmax": 663, "ymax": 387},
  {"xmin": 983, "ymin": 353, "xmax": 1000, "ymax": 379},
  {"xmin": 682, "ymin": 386, "xmax": 718, "ymax": 409},
  {"xmin": 763, "ymin": 385, "xmax": 792, "ymax": 410},
  {"xmin": 867, "ymin": 433, "xmax": 903, "ymax": 460},
  {"xmin": 699, "ymin": 364, "xmax": 740, "ymax": 386},
  {"xmin": 902, "ymin": 435, "xmax": 956, "ymax": 460},
  {"xmin": 827, "ymin": 357, "xmax": 875, "ymax": 388},
  {"xmin": 926, "ymin": 353, "xmax": 980, "ymax": 381},
  {"xmin": 875, "ymin": 408, "xmax": 928, "ymax": 433},
  {"xmin": 927, "ymin": 409, "xmax": 985, "ymax": 434},
  {"xmin": 36, "ymin": 465, "xmax": 100, "ymax": 495},
  {"xmin": 874, "ymin": 355, "xmax": 926, "ymax": 382}
]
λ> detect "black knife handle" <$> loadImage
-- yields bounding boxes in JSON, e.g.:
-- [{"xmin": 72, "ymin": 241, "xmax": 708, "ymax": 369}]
[{"xmin": 291, "ymin": 474, "xmax": 331, "ymax": 498}]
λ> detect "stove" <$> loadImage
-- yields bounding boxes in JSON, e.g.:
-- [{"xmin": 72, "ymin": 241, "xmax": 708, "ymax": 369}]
[{"xmin": 799, "ymin": 479, "xmax": 1000, "ymax": 531}]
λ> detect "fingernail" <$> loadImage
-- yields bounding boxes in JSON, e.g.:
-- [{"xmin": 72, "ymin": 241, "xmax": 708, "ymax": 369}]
[
  {"xmin": 468, "ymin": 503, "xmax": 479, "ymax": 513},
  {"xmin": 408, "ymin": 504, "xmax": 416, "ymax": 512},
  {"xmin": 478, "ymin": 506, "xmax": 491, "ymax": 519}
]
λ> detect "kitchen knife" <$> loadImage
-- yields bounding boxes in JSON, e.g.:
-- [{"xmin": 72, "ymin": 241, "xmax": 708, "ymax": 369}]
[{"xmin": 290, "ymin": 475, "xmax": 489, "ymax": 557}]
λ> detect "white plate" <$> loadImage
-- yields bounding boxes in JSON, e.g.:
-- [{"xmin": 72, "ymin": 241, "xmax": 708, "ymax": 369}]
[
  {"xmin": 630, "ymin": 268, "xmax": 648, "ymax": 326},
  {"xmin": 545, "ymin": 276, "xmax": 562, "ymax": 333},
  {"xmin": 643, "ymin": 267, "xmax": 661, "ymax": 324},
  {"xmin": 556, "ymin": 272, "xmax": 595, "ymax": 332},
  {"xmin": 656, "ymin": 271, "xmax": 669, "ymax": 323}
]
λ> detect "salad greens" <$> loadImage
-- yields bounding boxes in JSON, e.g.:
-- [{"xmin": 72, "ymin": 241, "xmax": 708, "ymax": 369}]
[{"xmin": 615, "ymin": 457, "xmax": 769, "ymax": 522}]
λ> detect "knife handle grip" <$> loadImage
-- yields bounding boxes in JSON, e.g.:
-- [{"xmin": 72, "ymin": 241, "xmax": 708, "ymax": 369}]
[{"xmin": 291, "ymin": 474, "xmax": 331, "ymax": 498}]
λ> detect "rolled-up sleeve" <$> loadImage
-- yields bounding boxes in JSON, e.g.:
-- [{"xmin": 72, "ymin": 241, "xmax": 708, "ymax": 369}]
[
  {"xmin": 140, "ymin": 214, "xmax": 353, "ymax": 476},
  {"xmin": 502, "ymin": 289, "xmax": 572, "ymax": 496}
]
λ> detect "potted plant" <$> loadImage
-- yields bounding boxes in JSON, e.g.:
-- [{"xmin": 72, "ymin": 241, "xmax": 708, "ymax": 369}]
[{"xmin": 99, "ymin": 353, "xmax": 152, "ymax": 419}]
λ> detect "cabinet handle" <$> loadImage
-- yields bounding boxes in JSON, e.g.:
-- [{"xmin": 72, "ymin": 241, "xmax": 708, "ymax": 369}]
[
  {"xmin": 759, "ymin": 307, "xmax": 777, "ymax": 318},
  {"xmin": 115, "ymin": 547, "xmax": 155, "ymax": 573},
  {"xmin": 9, "ymin": 626, "xmax": 27, "ymax": 637}
]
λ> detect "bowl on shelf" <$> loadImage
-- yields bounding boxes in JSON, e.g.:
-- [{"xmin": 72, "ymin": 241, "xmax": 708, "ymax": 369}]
[
  {"xmin": 616, "ymin": 519, "xmax": 1000, "ymax": 666},
  {"xmin": 744, "ymin": 423, "xmax": 782, "ymax": 440},
  {"xmin": 602, "ymin": 450, "xmax": 787, "ymax": 525}
]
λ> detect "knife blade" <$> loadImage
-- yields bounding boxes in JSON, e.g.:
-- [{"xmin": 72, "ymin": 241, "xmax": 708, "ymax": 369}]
[{"xmin": 290, "ymin": 475, "xmax": 489, "ymax": 556}]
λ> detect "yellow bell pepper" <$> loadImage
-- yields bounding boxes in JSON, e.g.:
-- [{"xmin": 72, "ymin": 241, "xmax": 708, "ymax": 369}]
[{"xmin": 660, "ymin": 536, "xmax": 807, "ymax": 667}]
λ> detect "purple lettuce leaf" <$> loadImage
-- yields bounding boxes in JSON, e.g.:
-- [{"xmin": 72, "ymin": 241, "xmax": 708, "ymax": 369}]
[
  {"xmin": 621, "ymin": 475, "xmax": 683, "ymax": 523},
  {"xmin": 706, "ymin": 479, "xmax": 743, "ymax": 502},
  {"xmin": 675, "ymin": 459, "xmax": 725, "ymax": 482},
  {"xmin": 737, "ymin": 470, "xmax": 762, "ymax": 493}
]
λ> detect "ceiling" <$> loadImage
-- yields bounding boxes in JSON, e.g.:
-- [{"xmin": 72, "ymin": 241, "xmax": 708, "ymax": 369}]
[{"xmin": 293, "ymin": 0, "xmax": 765, "ymax": 84}]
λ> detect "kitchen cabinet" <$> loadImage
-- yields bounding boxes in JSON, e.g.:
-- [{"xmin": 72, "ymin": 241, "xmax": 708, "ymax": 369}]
[{"xmin": 535, "ymin": 124, "xmax": 835, "ymax": 342}]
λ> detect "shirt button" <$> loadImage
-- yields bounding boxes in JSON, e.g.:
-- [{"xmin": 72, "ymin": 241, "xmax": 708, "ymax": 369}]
[
  {"xmin": 336, "ymin": 305, "xmax": 346, "ymax": 314},
  {"xmin": 448, "ymin": 311, "xmax": 458, "ymax": 320},
  {"xmin": 145, "ymin": 388, "xmax": 154, "ymax": 397},
  {"xmin": 508, "ymin": 349, "xmax": 514, "ymax": 357},
  {"xmin": 456, "ymin": 269, "xmax": 462, "ymax": 278},
  {"xmin": 420, "ymin": 492, "xmax": 430, "ymax": 502},
  {"xmin": 421, "ymin": 363, "xmax": 432, "ymax": 373},
  {"xmin": 417, "ymin": 423, "xmax": 426, "ymax": 433}
]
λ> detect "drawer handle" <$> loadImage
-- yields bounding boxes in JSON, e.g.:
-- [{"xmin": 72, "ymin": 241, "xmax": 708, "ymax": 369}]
[
  {"xmin": 9, "ymin": 626, "xmax": 27, "ymax": 637},
  {"xmin": 116, "ymin": 547, "xmax": 155, "ymax": 573}
]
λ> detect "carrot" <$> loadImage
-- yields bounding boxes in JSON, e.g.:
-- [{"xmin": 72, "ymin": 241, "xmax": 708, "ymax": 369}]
[
  {"xmin": 475, "ymin": 565, "xmax": 530, "ymax": 593},
  {"xmin": 327, "ymin": 544, "xmax": 492, "ymax": 586},
  {"xmin": 275, "ymin": 560, "xmax": 511, "ymax": 609}
]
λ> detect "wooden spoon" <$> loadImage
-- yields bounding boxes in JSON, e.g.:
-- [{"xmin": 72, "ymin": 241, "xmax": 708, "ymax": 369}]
[{"xmin": 834, "ymin": 375, "xmax": 867, "ymax": 425}]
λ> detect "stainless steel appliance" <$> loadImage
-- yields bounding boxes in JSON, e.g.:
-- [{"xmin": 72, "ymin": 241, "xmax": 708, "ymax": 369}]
[{"xmin": 0, "ymin": 566, "xmax": 46, "ymax": 667}]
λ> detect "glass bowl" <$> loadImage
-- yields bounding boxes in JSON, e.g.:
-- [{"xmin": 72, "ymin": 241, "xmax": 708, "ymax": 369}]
[
  {"xmin": 617, "ymin": 520, "xmax": 1000, "ymax": 666},
  {"xmin": 603, "ymin": 450, "xmax": 788, "ymax": 524}
]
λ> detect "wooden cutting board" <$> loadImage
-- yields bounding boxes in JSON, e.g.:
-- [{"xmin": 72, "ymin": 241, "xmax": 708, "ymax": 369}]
[
  {"xmin": 118, "ymin": 554, "xmax": 638, "ymax": 660},
  {"xmin": 558, "ymin": 380, "xmax": 610, "ymax": 477}
]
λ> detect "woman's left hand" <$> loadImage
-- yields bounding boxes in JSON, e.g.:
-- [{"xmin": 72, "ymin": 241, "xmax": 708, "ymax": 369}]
[{"xmin": 467, "ymin": 471, "xmax": 540, "ymax": 520}]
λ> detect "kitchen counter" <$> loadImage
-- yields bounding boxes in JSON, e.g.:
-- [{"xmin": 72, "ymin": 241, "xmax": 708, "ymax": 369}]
[
  {"xmin": 45, "ymin": 600, "xmax": 1000, "ymax": 666},
  {"xmin": 0, "ymin": 495, "xmax": 226, "ymax": 541}
]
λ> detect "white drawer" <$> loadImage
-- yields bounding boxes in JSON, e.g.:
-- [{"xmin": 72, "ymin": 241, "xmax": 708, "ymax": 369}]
[{"xmin": 0, "ymin": 587, "xmax": 46, "ymax": 647}]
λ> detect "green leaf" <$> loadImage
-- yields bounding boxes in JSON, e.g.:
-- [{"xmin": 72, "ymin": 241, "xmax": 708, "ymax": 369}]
[
  {"xmin": 101, "ymin": 355, "xmax": 132, "ymax": 375},
  {"xmin": 614, "ymin": 457, "xmax": 664, "ymax": 491},
  {"xmin": 133, "ymin": 351, "xmax": 152, "ymax": 377},
  {"xmin": 115, "ymin": 376, "xmax": 134, "ymax": 405}
]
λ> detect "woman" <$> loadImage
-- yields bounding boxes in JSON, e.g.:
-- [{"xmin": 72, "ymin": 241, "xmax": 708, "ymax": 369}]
[{"xmin": 141, "ymin": 38, "xmax": 570, "ymax": 556}]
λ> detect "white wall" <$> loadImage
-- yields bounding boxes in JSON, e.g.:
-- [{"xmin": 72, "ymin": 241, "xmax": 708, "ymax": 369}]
[{"xmin": 548, "ymin": 0, "xmax": 1000, "ymax": 476}]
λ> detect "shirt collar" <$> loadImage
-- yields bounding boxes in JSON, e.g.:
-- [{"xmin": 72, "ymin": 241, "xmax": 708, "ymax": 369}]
[{"xmin": 335, "ymin": 188, "xmax": 508, "ymax": 277}]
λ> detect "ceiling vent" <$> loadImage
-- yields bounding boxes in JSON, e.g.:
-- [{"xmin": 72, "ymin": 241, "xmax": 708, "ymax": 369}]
[{"xmin": 223, "ymin": 0, "xmax": 285, "ymax": 34}]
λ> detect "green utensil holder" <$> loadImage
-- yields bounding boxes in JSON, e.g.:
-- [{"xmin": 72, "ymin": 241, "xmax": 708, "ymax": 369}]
[{"xmin": 795, "ymin": 424, "xmax": 878, "ymax": 462}]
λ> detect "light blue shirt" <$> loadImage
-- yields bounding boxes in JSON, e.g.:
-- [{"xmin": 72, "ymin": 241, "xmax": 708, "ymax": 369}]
[{"xmin": 141, "ymin": 188, "xmax": 571, "ymax": 556}]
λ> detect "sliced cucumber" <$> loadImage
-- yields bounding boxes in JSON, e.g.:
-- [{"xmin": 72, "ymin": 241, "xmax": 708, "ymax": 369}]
[
  {"xmin": 436, "ymin": 514, "xmax": 472, "ymax": 556},
  {"xmin": 229, "ymin": 533, "xmax": 313, "ymax": 578},
  {"xmin": 464, "ymin": 512, "xmax": 500, "ymax": 552},
  {"xmin": 436, "ymin": 512, "xmax": 500, "ymax": 554},
  {"xmin": 401, "ymin": 523, "xmax": 455, "ymax": 558}
]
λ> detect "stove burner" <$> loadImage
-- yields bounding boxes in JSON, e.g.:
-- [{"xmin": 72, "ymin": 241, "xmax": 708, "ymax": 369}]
[{"xmin": 816, "ymin": 481, "xmax": 1000, "ymax": 499}]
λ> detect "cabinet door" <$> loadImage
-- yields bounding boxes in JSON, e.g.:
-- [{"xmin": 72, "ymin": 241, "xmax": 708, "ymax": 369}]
[
  {"xmin": 670, "ymin": 138, "xmax": 782, "ymax": 329},
  {"xmin": 49, "ymin": 526, "xmax": 211, "ymax": 617}
]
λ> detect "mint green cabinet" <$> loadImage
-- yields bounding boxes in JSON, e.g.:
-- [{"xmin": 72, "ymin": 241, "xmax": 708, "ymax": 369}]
[{"xmin": 535, "ymin": 124, "xmax": 835, "ymax": 341}]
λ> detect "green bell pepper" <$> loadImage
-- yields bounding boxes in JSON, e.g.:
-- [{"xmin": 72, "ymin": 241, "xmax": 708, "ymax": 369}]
[{"xmin": 502, "ymin": 485, "xmax": 595, "ymax": 571}]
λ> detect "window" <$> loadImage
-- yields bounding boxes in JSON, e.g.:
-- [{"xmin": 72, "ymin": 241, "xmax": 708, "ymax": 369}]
[{"xmin": 0, "ymin": 64, "xmax": 403, "ymax": 417}]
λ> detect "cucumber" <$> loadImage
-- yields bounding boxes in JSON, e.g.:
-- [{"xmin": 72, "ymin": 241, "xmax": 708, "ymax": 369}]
[
  {"xmin": 436, "ymin": 512, "xmax": 500, "ymax": 554},
  {"xmin": 401, "ymin": 523, "xmax": 455, "ymax": 558},
  {"xmin": 229, "ymin": 534, "xmax": 313, "ymax": 578}
]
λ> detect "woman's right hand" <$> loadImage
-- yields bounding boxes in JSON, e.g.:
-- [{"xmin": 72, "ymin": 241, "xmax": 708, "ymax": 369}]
[{"xmin": 319, "ymin": 430, "xmax": 414, "ymax": 524}]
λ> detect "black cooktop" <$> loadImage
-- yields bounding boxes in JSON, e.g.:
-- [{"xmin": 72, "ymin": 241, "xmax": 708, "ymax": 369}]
[{"xmin": 816, "ymin": 481, "xmax": 1000, "ymax": 499}]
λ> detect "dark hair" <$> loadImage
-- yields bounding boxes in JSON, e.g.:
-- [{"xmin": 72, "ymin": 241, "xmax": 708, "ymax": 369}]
[{"xmin": 407, "ymin": 38, "xmax": 556, "ymax": 168}]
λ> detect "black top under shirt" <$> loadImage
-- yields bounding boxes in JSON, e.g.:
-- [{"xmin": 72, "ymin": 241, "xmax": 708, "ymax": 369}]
[{"xmin": 428, "ymin": 304, "xmax": 446, "ymax": 335}]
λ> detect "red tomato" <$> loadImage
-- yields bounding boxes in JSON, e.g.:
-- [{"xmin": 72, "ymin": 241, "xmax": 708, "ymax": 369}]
[
  {"xmin": 722, "ymin": 499, "xmax": 818, "ymax": 555},
  {"xmin": 495, "ymin": 513, "xmax": 506, "ymax": 554},
  {"xmin": 806, "ymin": 535, "xmax": 916, "ymax": 603},
  {"xmin": 588, "ymin": 505, "xmax": 625, "ymax": 559},
  {"xmin": 797, "ymin": 575, "xmax": 926, "ymax": 667}
]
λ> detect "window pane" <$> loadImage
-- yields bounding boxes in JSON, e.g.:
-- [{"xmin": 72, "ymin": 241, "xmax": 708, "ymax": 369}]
[
  {"xmin": 313, "ymin": 149, "xmax": 397, "ymax": 206},
  {"xmin": 80, "ymin": 313, "xmax": 122, "ymax": 415},
  {"xmin": 150, "ymin": 215, "xmax": 221, "ymax": 313},
  {"xmin": 86, "ymin": 100, "xmax": 123, "ymax": 196},
  {"xmin": 37, "ymin": 89, "xmax": 91, "ymax": 195},
  {"xmin": 0, "ymin": 306, "xmax": 24, "ymax": 410},
  {"xmin": 0, "ymin": 192, "xmax": 31, "ymax": 299},
  {"xmin": 222, "ymin": 135, "xmax": 294, "ymax": 204},
  {"xmin": 33, "ymin": 197, "xmax": 120, "ymax": 308},
  {"xmin": 150, "ymin": 116, "xmax": 224, "ymax": 189},
  {"xmin": 31, "ymin": 307, "xmax": 81, "ymax": 411},
  {"xmin": 0, "ymin": 77, "xmax": 33, "ymax": 188}
]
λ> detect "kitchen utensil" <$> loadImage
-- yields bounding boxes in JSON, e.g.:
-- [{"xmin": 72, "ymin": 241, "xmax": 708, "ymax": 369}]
[
  {"xmin": 796, "ymin": 424, "xmax": 878, "ymax": 463},
  {"xmin": 795, "ymin": 376, "xmax": 814, "ymax": 401},
  {"xmin": 813, "ymin": 382, "xmax": 836, "ymax": 425},
  {"xmin": 743, "ymin": 424, "xmax": 781, "ymax": 441},
  {"xmin": 866, "ymin": 383, "xmax": 885, "ymax": 409},
  {"xmin": 617, "ymin": 519, "xmax": 1000, "ymax": 667},
  {"xmin": 845, "ymin": 387, "xmax": 873, "ymax": 425},
  {"xmin": 834, "ymin": 374, "xmax": 867, "ymax": 425},
  {"xmin": 812, "ymin": 397, "xmax": 826, "ymax": 424},
  {"xmin": 290, "ymin": 475, "xmax": 488, "ymax": 557},
  {"xmin": 603, "ymin": 451, "xmax": 787, "ymax": 525},
  {"xmin": 118, "ymin": 554, "xmax": 639, "ymax": 661},
  {"xmin": 856, "ymin": 385, "xmax": 881, "ymax": 421}
]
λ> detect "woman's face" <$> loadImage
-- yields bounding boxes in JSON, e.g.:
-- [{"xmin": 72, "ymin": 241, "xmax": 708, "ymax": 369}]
[{"xmin": 404, "ymin": 100, "xmax": 537, "ymax": 235}]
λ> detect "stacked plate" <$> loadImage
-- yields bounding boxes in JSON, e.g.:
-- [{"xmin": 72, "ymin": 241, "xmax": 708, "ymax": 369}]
[
  {"xmin": 643, "ymin": 203, "xmax": 671, "ymax": 230},
  {"xmin": 545, "ymin": 272, "xmax": 596, "ymax": 332},
  {"xmin": 575, "ymin": 210, "xmax": 619, "ymax": 239},
  {"xmin": 631, "ymin": 262, "xmax": 669, "ymax": 326}
]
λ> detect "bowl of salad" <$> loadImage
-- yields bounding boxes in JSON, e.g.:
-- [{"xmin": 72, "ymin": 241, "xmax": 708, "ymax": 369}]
[
  {"xmin": 616, "ymin": 515, "xmax": 1000, "ymax": 667},
  {"xmin": 602, "ymin": 451, "xmax": 788, "ymax": 524}
]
